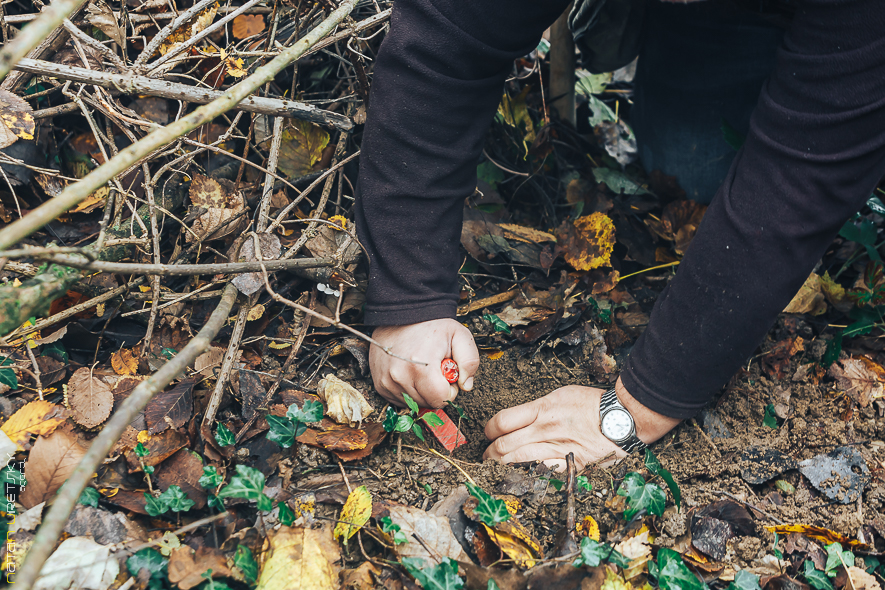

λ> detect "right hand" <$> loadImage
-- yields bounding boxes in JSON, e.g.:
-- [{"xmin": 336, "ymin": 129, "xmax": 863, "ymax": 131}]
[{"xmin": 369, "ymin": 318, "xmax": 479, "ymax": 409}]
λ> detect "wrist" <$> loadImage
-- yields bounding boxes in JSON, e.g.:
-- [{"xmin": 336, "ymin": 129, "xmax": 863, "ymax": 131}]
[{"xmin": 615, "ymin": 376, "xmax": 682, "ymax": 444}]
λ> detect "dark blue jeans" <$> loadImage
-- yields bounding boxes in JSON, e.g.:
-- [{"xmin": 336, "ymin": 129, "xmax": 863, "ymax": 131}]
[{"xmin": 631, "ymin": 1, "xmax": 786, "ymax": 203}]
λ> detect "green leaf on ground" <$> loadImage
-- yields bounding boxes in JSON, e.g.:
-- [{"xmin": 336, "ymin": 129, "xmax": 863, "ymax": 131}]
[
  {"xmin": 824, "ymin": 543, "xmax": 855, "ymax": 575},
  {"xmin": 288, "ymin": 398, "xmax": 324, "ymax": 424},
  {"xmin": 158, "ymin": 485, "xmax": 194, "ymax": 512},
  {"xmin": 215, "ymin": 423, "xmax": 235, "ymax": 447},
  {"xmin": 576, "ymin": 475, "xmax": 592, "ymax": 492},
  {"xmin": 657, "ymin": 548, "xmax": 704, "ymax": 590},
  {"xmin": 380, "ymin": 515, "xmax": 409, "ymax": 545},
  {"xmin": 199, "ymin": 466, "xmax": 222, "ymax": 490},
  {"xmin": 763, "ymin": 404, "xmax": 779, "ymax": 429},
  {"xmin": 466, "ymin": 482, "xmax": 511, "ymax": 526},
  {"xmin": 617, "ymin": 472, "xmax": 666, "ymax": 519},
  {"xmin": 421, "ymin": 412, "xmax": 445, "ymax": 428},
  {"xmin": 644, "ymin": 449, "xmax": 681, "ymax": 510},
  {"xmin": 218, "ymin": 465, "xmax": 266, "ymax": 503},
  {"xmin": 482, "ymin": 313, "xmax": 511, "ymax": 334},
  {"xmin": 804, "ymin": 560, "xmax": 834, "ymax": 590},
  {"xmin": 266, "ymin": 414, "xmax": 297, "ymax": 448},
  {"xmin": 411, "ymin": 421, "xmax": 426, "ymax": 442},
  {"xmin": 573, "ymin": 538, "xmax": 630, "ymax": 569},
  {"xmin": 402, "ymin": 557, "xmax": 464, "ymax": 590},
  {"xmin": 728, "ymin": 570, "xmax": 762, "ymax": 590},
  {"xmin": 394, "ymin": 415, "xmax": 414, "ymax": 433},
  {"xmin": 144, "ymin": 493, "xmax": 169, "ymax": 517},
  {"xmin": 383, "ymin": 407, "xmax": 399, "ymax": 432},
  {"xmin": 592, "ymin": 168, "xmax": 649, "ymax": 196},
  {"xmin": 477, "ymin": 162, "xmax": 504, "ymax": 189},
  {"xmin": 78, "ymin": 487, "xmax": 100, "ymax": 507},
  {"xmin": 402, "ymin": 392, "xmax": 420, "ymax": 414},
  {"xmin": 234, "ymin": 545, "xmax": 258, "ymax": 584},
  {"xmin": 134, "ymin": 442, "xmax": 150, "ymax": 458},
  {"xmin": 278, "ymin": 501, "xmax": 295, "ymax": 526},
  {"xmin": 127, "ymin": 548, "xmax": 167, "ymax": 582},
  {"xmin": 0, "ymin": 356, "xmax": 17, "ymax": 390}
]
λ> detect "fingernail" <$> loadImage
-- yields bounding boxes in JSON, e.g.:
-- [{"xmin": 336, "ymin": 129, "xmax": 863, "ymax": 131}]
[{"xmin": 463, "ymin": 377, "xmax": 474, "ymax": 390}]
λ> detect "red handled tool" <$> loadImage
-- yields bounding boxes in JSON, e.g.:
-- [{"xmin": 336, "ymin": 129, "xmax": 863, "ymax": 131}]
[{"xmin": 417, "ymin": 359, "xmax": 467, "ymax": 451}]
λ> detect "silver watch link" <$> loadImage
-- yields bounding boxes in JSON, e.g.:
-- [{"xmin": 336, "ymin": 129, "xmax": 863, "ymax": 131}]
[{"xmin": 599, "ymin": 386, "xmax": 647, "ymax": 454}]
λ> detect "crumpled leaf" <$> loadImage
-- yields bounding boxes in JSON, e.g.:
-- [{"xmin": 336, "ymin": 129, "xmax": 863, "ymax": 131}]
[
  {"xmin": 820, "ymin": 272, "xmax": 852, "ymax": 313},
  {"xmin": 85, "ymin": 1, "xmax": 124, "ymax": 47},
  {"xmin": 387, "ymin": 504, "xmax": 471, "ymax": 565},
  {"xmin": 557, "ymin": 212, "xmax": 616, "ymax": 271},
  {"xmin": 615, "ymin": 529, "xmax": 652, "ymax": 581},
  {"xmin": 577, "ymin": 515, "xmax": 600, "ymax": 541},
  {"xmin": 646, "ymin": 199, "xmax": 707, "ymax": 255},
  {"xmin": 784, "ymin": 273, "xmax": 828, "ymax": 315},
  {"xmin": 158, "ymin": 2, "xmax": 218, "ymax": 56},
  {"xmin": 483, "ymin": 520, "xmax": 543, "ymax": 568},
  {"xmin": 111, "ymin": 348, "xmax": 138, "ymax": 376},
  {"xmin": 256, "ymin": 526, "xmax": 340, "ymax": 590},
  {"xmin": 232, "ymin": 233, "xmax": 281, "ymax": 295},
  {"xmin": 316, "ymin": 374, "xmax": 373, "ymax": 427},
  {"xmin": 0, "ymin": 89, "xmax": 35, "ymax": 149},
  {"xmin": 600, "ymin": 567, "xmax": 632, "ymax": 590},
  {"xmin": 333, "ymin": 485, "xmax": 372, "ymax": 542},
  {"xmin": 34, "ymin": 537, "xmax": 119, "ymax": 590},
  {"xmin": 1, "ymin": 400, "xmax": 68, "ymax": 451},
  {"xmin": 66, "ymin": 367, "xmax": 114, "ymax": 430},
  {"xmin": 277, "ymin": 121, "xmax": 330, "ymax": 178},
  {"xmin": 168, "ymin": 546, "xmax": 232, "ymax": 590},
  {"xmin": 845, "ymin": 567, "xmax": 881, "ymax": 590},
  {"xmin": 764, "ymin": 525, "xmax": 872, "ymax": 551},
  {"xmin": 187, "ymin": 174, "xmax": 246, "ymax": 242},
  {"xmin": 827, "ymin": 355, "xmax": 885, "ymax": 407}
]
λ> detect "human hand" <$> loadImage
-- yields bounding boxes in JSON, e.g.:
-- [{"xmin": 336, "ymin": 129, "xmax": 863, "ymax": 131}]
[
  {"xmin": 370, "ymin": 318, "xmax": 480, "ymax": 409},
  {"xmin": 483, "ymin": 378, "xmax": 681, "ymax": 469}
]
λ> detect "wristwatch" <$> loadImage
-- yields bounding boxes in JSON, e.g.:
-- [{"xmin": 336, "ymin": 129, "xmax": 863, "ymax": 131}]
[{"xmin": 599, "ymin": 386, "xmax": 647, "ymax": 454}]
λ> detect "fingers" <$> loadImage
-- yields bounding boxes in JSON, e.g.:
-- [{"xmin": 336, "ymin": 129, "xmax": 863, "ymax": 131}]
[
  {"xmin": 485, "ymin": 441, "xmax": 567, "ymax": 465},
  {"xmin": 414, "ymin": 358, "xmax": 457, "ymax": 409},
  {"xmin": 451, "ymin": 326, "xmax": 480, "ymax": 391},
  {"xmin": 484, "ymin": 398, "xmax": 543, "ymax": 441}
]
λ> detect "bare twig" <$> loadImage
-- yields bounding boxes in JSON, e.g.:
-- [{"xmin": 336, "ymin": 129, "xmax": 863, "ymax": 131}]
[
  {"xmin": 257, "ymin": 117, "xmax": 285, "ymax": 233},
  {"xmin": 33, "ymin": 253, "xmax": 336, "ymax": 275},
  {"xmin": 17, "ymin": 284, "xmax": 240, "ymax": 590},
  {"xmin": 132, "ymin": 0, "xmax": 218, "ymax": 69}
]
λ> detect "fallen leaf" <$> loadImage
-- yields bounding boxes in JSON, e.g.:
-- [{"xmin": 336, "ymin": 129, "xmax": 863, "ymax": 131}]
[
  {"xmin": 10, "ymin": 502, "xmax": 44, "ymax": 533},
  {"xmin": 615, "ymin": 529, "xmax": 651, "ymax": 581},
  {"xmin": 498, "ymin": 86, "xmax": 535, "ymax": 154},
  {"xmin": 33, "ymin": 537, "xmax": 119, "ymax": 590},
  {"xmin": 153, "ymin": 448, "xmax": 208, "ymax": 510},
  {"xmin": 133, "ymin": 97, "xmax": 170, "ymax": 125},
  {"xmin": 125, "ymin": 428, "xmax": 187, "ymax": 473},
  {"xmin": 257, "ymin": 526, "xmax": 340, "ymax": 590},
  {"xmin": 1, "ymin": 400, "xmax": 68, "ymax": 451},
  {"xmin": 784, "ymin": 273, "xmax": 827, "ymax": 316},
  {"xmin": 387, "ymin": 504, "xmax": 471, "ymax": 565},
  {"xmin": 342, "ymin": 561, "xmax": 380, "ymax": 590},
  {"xmin": 845, "ymin": 567, "xmax": 881, "ymax": 590},
  {"xmin": 66, "ymin": 367, "xmax": 114, "ymax": 430},
  {"xmin": 482, "ymin": 518, "xmax": 542, "ymax": 568},
  {"xmin": 85, "ymin": 1, "xmax": 124, "ymax": 47},
  {"xmin": 316, "ymin": 374, "xmax": 373, "ymax": 427},
  {"xmin": 158, "ymin": 3, "xmax": 218, "ymax": 56},
  {"xmin": 169, "ymin": 546, "xmax": 232, "ymax": 590},
  {"xmin": 111, "ymin": 348, "xmax": 139, "ymax": 376},
  {"xmin": 334, "ymin": 485, "xmax": 372, "ymax": 542},
  {"xmin": 646, "ymin": 199, "xmax": 706, "ymax": 254},
  {"xmin": 21, "ymin": 428, "xmax": 87, "ymax": 508},
  {"xmin": 333, "ymin": 423, "xmax": 388, "ymax": 462},
  {"xmin": 764, "ymin": 525, "xmax": 872, "ymax": 551},
  {"xmin": 762, "ymin": 337, "xmax": 805, "ymax": 381},
  {"xmin": 576, "ymin": 515, "xmax": 600, "ymax": 541},
  {"xmin": 232, "ymin": 232, "xmax": 281, "ymax": 296},
  {"xmin": 557, "ymin": 212, "xmax": 616, "ymax": 271},
  {"xmin": 498, "ymin": 223, "xmax": 556, "ymax": 244},
  {"xmin": 277, "ymin": 121, "xmax": 330, "ymax": 178},
  {"xmin": 0, "ymin": 89, "xmax": 35, "ymax": 149},
  {"xmin": 187, "ymin": 173, "xmax": 246, "ymax": 242},
  {"xmin": 0, "ymin": 429, "xmax": 15, "ymax": 463},
  {"xmin": 232, "ymin": 14, "xmax": 265, "ymax": 39},
  {"xmin": 827, "ymin": 356, "xmax": 885, "ymax": 407},
  {"xmin": 194, "ymin": 346, "xmax": 225, "ymax": 377},
  {"xmin": 145, "ymin": 378, "xmax": 195, "ymax": 434},
  {"xmin": 315, "ymin": 425, "xmax": 368, "ymax": 451},
  {"xmin": 820, "ymin": 272, "xmax": 852, "ymax": 313}
]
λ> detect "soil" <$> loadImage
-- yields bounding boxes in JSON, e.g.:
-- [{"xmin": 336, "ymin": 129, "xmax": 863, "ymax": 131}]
[{"xmin": 291, "ymin": 330, "xmax": 885, "ymax": 571}]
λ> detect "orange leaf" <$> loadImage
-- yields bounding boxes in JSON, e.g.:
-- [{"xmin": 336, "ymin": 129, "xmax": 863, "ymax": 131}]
[
  {"xmin": 111, "ymin": 348, "xmax": 139, "ymax": 376},
  {"xmin": 1, "ymin": 400, "xmax": 68, "ymax": 451},
  {"xmin": 765, "ymin": 524, "xmax": 872, "ymax": 551},
  {"xmin": 557, "ymin": 212, "xmax": 616, "ymax": 271},
  {"xmin": 231, "ymin": 14, "xmax": 265, "ymax": 39}
]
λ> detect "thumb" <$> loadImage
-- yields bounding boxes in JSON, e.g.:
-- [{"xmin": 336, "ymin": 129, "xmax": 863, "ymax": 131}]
[{"xmin": 451, "ymin": 326, "xmax": 479, "ymax": 391}]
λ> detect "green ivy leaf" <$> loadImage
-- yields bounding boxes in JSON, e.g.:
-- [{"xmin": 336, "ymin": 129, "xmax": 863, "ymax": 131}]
[
  {"xmin": 381, "ymin": 516, "xmax": 408, "ymax": 545},
  {"xmin": 143, "ymin": 492, "xmax": 170, "ymax": 517},
  {"xmin": 657, "ymin": 548, "xmax": 704, "ymax": 590},
  {"xmin": 41, "ymin": 342, "xmax": 68, "ymax": 363},
  {"xmin": 482, "ymin": 313, "xmax": 511, "ymax": 334},
  {"xmin": 288, "ymin": 399, "xmax": 324, "ymax": 424},
  {"xmin": 144, "ymin": 465, "xmax": 155, "ymax": 475},
  {"xmin": 207, "ymin": 493, "xmax": 224, "ymax": 512},
  {"xmin": 477, "ymin": 162, "xmax": 505, "ymax": 190},
  {"xmin": 127, "ymin": 548, "xmax": 167, "ymax": 582},
  {"xmin": 421, "ymin": 412, "xmax": 445, "ymax": 428},
  {"xmin": 199, "ymin": 466, "xmax": 223, "ymax": 490},
  {"xmin": 257, "ymin": 493, "xmax": 274, "ymax": 512},
  {"xmin": 158, "ymin": 485, "xmax": 194, "ymax": 513},
  {"xmin": 402, "ymin": 557, "xmax": 464, "ymax": 590},
  {"xmin": 728, "ymin": 569, "xmax": 762, "ymax": 590},
  {"xmin": 78, "ymin": 487, "xmax": 100, "ymax": 508},
  {"xmin": 821, "ymin": 334, "xmax": 842, "ymax": 368},
  {"xmin": 0, "ymin": 356, "xmax": 18, "ymax": 391},
  {"xmin": 576, "ymin": 475, "xmax": 592, "ymax": 493},
  {"xmin": 824, "ymin": 543, "xmax": 855, "ymax": 576},
  {"xmin": 278, "ymin": 502, "xmax": 295, "ymax": 526},
  {"xmin": 804, "ymin": 560, "xmax": 834, "ymax": 590},
  {"xmin": 234, "ymin": 545, "xmax": 258, "ymax": 584},
  {"xmin": 266, "ymin": 414, "xmax": 297, "ymax": 448},
  {"xmin": 134, "ymin": 442, "xmax": 150, "ymax": 458},
  {"xmin": 617, "ymin": 472, "xmax": 666, "ymax": 519},
  {"xmin": 218, "ymin": 465, "xmax": 266, "ymax": 503},
  {"xmin": 542, "ymin": 477, "xmax": 564, "ymax": 491},
  {"xmin": 215, "ymin": 423, "xmax": 236, "ymax": 447},
  {"xmin": 644, "ymin": 449, "xmax": 681, "ymax": 510},
  {"xmin": 466, "ymin": 482, "xmax": 511, "ymax": 526},
  {"xmin": 403, "ymin": 392, "xmax": 420, "ymax": 415},
  {"xmin": 763, "ymin": 404, "xmax": 779, "ymax": 429},
  {"xmin": 573, "ymin": 538, "xmax": 630, "ymax": 568},
  {"xmin": 383, "ymin": 407, "xmax": 399, "ymax": 432}
]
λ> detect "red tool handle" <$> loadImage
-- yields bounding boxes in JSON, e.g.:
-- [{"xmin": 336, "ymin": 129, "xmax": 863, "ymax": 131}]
[{"xmin": 441, "ymin": 358, "xmax": 459, "ymax": 384}]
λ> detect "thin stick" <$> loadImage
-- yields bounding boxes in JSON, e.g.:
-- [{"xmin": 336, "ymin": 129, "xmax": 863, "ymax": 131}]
[
  {"xmin": 132, "ymin": 0, "xmax": 218, "ymax": 69},
  {"xmin": 0, "ymin": 0, "xmax": 358, "ymax": 251},
  {"xmin": 17, "ymin": 284, "xmax": 239, "ymax": 590},
  {"xmin": 619, "ymin": 261, "xmax": 680, "ymax": 281},
  {"xmin": 0, "ymin": 0, "xmax": 87, "ymax": 82},
  {"xmin": 31, "ymin": 253, "xmax": 336, "ymax": 275},
  {"xmin": 404, "ymin": 445, "xmax": 477, "ymax": 485},
  {"xmin": 257, "ymin": 117, "xmax": 284, "ymax": 233}
]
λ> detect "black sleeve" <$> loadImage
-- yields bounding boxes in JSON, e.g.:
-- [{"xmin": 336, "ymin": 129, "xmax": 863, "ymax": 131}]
[
  {"xmin": 354, "ymin": 0, "xmax": 570, "ymax": 326},
  {"xmin": 621, "ymin": 0, "xmax": 885, "ymax": 418}
]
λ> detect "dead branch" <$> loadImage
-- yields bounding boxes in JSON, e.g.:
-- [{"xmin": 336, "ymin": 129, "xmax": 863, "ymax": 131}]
[
  {"xmin": 0, "ymin": 0, "xmax": 358, "ymax": 252},
  {"xmin": 30, "ymin": 253, "xmax": 336, "ymax": 275},
  {"xmin": 16, "ymin": 283, "xmax": 239, "ymax": 590},
  {"xmin": 13, "ymin": 58, "xmax": 353, "ymax": 129}
]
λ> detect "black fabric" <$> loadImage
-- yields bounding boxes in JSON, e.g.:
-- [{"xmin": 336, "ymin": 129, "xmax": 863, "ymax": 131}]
[{"xmin": 354, "ymin": 0, "xmax": 885, "ymax": 418}]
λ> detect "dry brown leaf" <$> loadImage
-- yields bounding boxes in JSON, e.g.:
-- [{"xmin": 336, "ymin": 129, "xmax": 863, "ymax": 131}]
[
  {"xmin": 482, "ymin": 518, "xmax": 542, "ymax": 568},
  {"xmin": 277, "ymin": 121, "xmax": 330, "ymax": 178},
  {"xmin": 125, "ymin": 428, "xmax": 187, "ymax": 472},
  {"xmin": 827, "ymin": 356, "xmax": 885, "ymax": 407},
  {"xmin": 66, "ymin": 367, "xmax": 114, "ymax": 429},
  {"xmin": 1, "ymin": 400, "xmax": 69, "ymax": 451},
  {"xmin": 615, "ymin": 529, "xmax": 651, "ymax": 581},
  {"xmin": 232, "ymin": 233, "xmax": 281, "ymax": 295},
  {"xmin": 158, "ymin": 3, "xmax": 218, "ymax": 56},
  {"xmin": 232, "ymin": 14, "xmax": 265, "ymax": 39},
  {"xmin": 187, "ymin": 174, "xmax": 246, "ymax": 242},
  {"xmin": 332, "ymin": 423, "xmax": 387, "ymax": 462},
  {"xmin": 0, "ymin": 89, "xmax": 34, "ymax": 149},
  {"xmin": 316, "ymin": 375, "xmax": 373, "ymax": 427},
  {"xmin": 85, "ymin": 1, "xmax": 125, "ymax": 47},
  {"xmin": 111, "ymin": 348, "xmax": 139, "ymax": 376},
  {"xmin": 314, "ymin": 425, "xmax": 368, "ymax": 451},
  {"xmin": 341, "ymin": 562, "xmax": 379, "ymax": 590},
  {"xmin": 784, "ymin": 273, "xmax": 827, "ymax": 316},
  {"xmin": 169, "ymin": 546, "xmax": 231, "ymax": 590},
  {"xmin": 846, "ymin": 567, "xmax": 881, "ymax": 590},
  {"xmin": 556, "ymin": 212, "xmax": 616, "ymax": 271},
  {"xmin": 145, "ymin": 378, "xmax": 195, "ymax": 434},
  {"xmin": 387, "ymin": 504, "xmax": 471, "ymax": 565},
  {"xmin": 765, "ymin": 525, "xmax": 872, "ymax": 551},
  {"xmin": 194, "ymin": 346, "xmax": 226, "ymax": 377},
  {"xmin": 498, "ymin": 223, "xmax": 556, "ymax": 244},
  {"xmin": 646, "ymin": 199, "xmax": 707, "ymax": 254},
  {"xmin": 20, "ymin": 428, "xmax": 87, "ymax": 508},
  {"xmin": 257, "ymin": 525, "xmax": 340, "ymax": 590}
]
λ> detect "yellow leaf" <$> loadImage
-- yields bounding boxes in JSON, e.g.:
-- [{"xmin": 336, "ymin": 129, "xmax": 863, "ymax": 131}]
[
  {"xmin": 258, "ymin": 526, "xmax": 340, "ymax": 590},
  {"xmin": 486, "ymin": 350, "xmax": 505, "ymax": 360},
  {"xmin": 615, "ymin": 529, "xmax": 651, "ymax": 581},
  {"xmin": 0, "ymin": 89, "xmax": 35, "ymax": 148},
  {"xmin": 765, "ymin": 524, "xmax": 872, "ymax": 551},
  {"xmin": 12, "ymin": 278, "xmax": 21, "ymax": 287},
  {"xmin": 333, "ymin": 486, "xmax": 372, "ymax": 542},
  {"xmin": 577, "ymin": 515, "xmax": 600, "ymax": 541},
  {"xmin": 498, "ymin": 223, "xmax": 556, "ymax": 244},
  {"xmin": 95, "ymin": 303, "xmax": 105, "ymax": 317},
  {"xmin": 137, "ymin": 430, "xmax": 151, "ymax": 444},
  {"xmin": 784, "ymin": 272, "xmax": 827, "ymax": 316},
  {"xmin": 1, "ymin": 400, "xmax": 67, "ymax": 451},
  {"xmin": 72, "ymin": 186, "xmax": 109, "ymax": 214},
  {"xmin": 269, "ymin": 341, "xmax": 292, "ymax": 350},
  {"xmin": 497, "ymin": 86, "xmax": 535, "ymax": 154},
  {"xmin": 820, "ymin": 271, "xmax": 852, "ymax": 313},
  {"xmin": 247, "ymin": 303, "xmax": 266, "ymax": 322},
  {"xmin": 558, "ymin": 212, "xmax": 616, "ymax": 271},
  {"xmin": 328, "ymin": 215, "xmax": 347, "ymax": 231},
  {"xmin": 139, "ymin": 286, "xmax": 152, "ymax": 292},
  {"xmin": 111, "ymin": 348, "xmax": 139, "ymax": 376},
  {"xmin": 156, "ymin": 531, "xmax": 181, "ymax": 556},
  {"xmin": 225, "ymin": 56, "xmax": 248, "ymax": 78},
  {"xmin": 482, "ymin": 519, "xmax": 541, "ymax": 568},
  {"xmin": 601, "ymin": 567, "xmax": 633, "ymax": 590},
  {"xmin": 277, "ymin": 121, "xmax": 330, "ymax": 178},
  {"xmin": 158, "ymin": 3, "xmax": 218, "ymax": 55}
]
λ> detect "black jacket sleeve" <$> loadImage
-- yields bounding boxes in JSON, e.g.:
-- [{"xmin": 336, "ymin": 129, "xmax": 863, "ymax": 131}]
[
  {"xmin": 621, "ymin": 0, "xmax": 885, "ymax": 418},
  {"xmin": 354, "ymin": 0, "xmax": 569, "ymax": 326}
]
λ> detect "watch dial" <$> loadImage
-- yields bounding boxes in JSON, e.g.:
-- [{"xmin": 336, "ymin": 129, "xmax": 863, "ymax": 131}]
[{"xmin": 601, "ymin": 409, "xmax": 632, "ymax": 441}]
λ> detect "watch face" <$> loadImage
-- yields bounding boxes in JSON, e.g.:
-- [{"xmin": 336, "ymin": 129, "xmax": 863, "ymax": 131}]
[{"xmin": 601, "ymin": 408, "xmax": 633, "ymax": 442}]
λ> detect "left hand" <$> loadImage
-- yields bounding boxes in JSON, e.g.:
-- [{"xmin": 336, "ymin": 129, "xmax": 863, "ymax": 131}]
[{"xmin": 483, "ymin": 379, "xmax": 681, "ymax": 469}]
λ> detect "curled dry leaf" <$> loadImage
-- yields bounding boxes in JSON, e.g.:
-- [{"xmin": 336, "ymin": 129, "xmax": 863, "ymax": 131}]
[
  {"xmin": 85, "ymin": 1, "xmax": 125, "ymax": 47},
  {"xmin": 0, "ymin": 89, "xmax": 34, "ymax": 150},
  {"xmin": 21, "ymin": 427, "xmax": 88, "ymax": 508},
  {"xmin": 1, "ymin": 399, "xmax": 69, "ymax": 451},
  {"xmin": 556, "ymin": 212, "xmax": 616, "ymax": 271},
  {"xmin": 111, "ymin": 348, "xmax": 139, "ymax": 376},
  {"xmin": 158, "ymin": 2, "xmax": 218, "ymax": 56},
  {"xmin": 66, "ymin": 368, "xmax": 114, "ymax": 429},
  {"xmin": 784, "ymin": 273, "xmax": 827, "ymax": 316},
  {"xmin": 316, "ymin": 374, "xmax": 373, "ymax": 427},
  {"xmin": 187, "ymin": 173, "xmax": 246, "ymax": 242},
  {"xmin": 387, "ymin": 504, "xmax": 471, "ymax": 565},
  {"xmin": 257, "ymin": 526, "xmax": 340, "ymax": 590},
  {"xmin": 232, "ymin": 232, "xmax": 282, "ymax": 295},
  {"xmin": 145, "ymin": 377, "xmax": 195, "ymax": 435},
  {"xmin": 33, "ymin": 537, "xmax": 119, "ymax": 590},
  {"xmin": 827, "ymin": 355, "xmax": 885, "ymax": 407}
]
